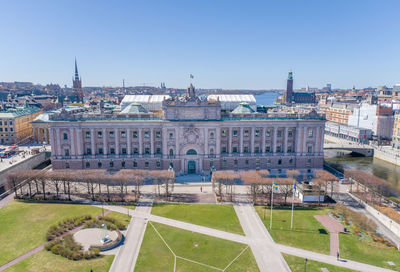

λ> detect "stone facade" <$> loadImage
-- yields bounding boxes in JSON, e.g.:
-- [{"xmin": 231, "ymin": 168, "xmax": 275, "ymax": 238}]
[{"xmin": 47, "ymin": 85, "xmax": 325, "ymax": 175}]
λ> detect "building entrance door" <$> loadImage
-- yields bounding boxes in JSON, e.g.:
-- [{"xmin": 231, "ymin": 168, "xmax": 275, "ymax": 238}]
[{"xmin": 188, "ymin": 160, "xmax": 196, "ymax": 174}]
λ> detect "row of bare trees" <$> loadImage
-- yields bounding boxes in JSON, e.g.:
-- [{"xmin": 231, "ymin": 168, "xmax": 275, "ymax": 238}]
[
  {"xmin": 212, "ymin": 169, "xmax": 339, "ymax": 204},
  {"xmin": 6, "ymin": 169, "xmax": 175, "ymax": 202},
  {"xmin": 345, "ymin": 170, "xmax": 392, "ymax": 204}
]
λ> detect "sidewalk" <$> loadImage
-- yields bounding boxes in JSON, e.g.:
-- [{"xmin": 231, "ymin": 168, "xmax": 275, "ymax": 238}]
[{"xmin": 108, "ymin": 195, "xmax": 153, "ymax": 272}]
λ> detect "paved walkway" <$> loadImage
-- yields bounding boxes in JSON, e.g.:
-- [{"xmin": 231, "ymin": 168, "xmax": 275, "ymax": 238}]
[
  {"xmin": 277, "ymin": 244, "xmax": 396, "ymax": 272},
  {"xmin": 314, "ymin": 215, "xmax": 344, "ymax": 256},
  {"xmin": 108, "ymin": 195, "xmax": 153, "ymax": 272},
  {"xmin": 234, "ymin": 203, "xmax": 291, "ymax": 272},
  {"xmin": 0, "ymin": 194, "xmax": 14, "ymax": 209}
]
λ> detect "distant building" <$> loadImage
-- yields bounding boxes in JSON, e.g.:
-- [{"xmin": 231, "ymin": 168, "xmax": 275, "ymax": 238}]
[
  {"xmin": 283, "ymin": 70, "xmax": 316, "ymax": 105},
  {"xmin": 325, "ymin": 122, "xmax": 372, "ymax": 144},
  {"xmin": 72, "ymin": 59, "xmax": 83, "ymax": 103},
  {"xmin": 0, "ymin": 105, "xmax": 41, "ymax": 144}
]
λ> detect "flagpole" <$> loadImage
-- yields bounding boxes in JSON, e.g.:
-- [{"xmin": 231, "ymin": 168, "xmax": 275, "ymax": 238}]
[
  {"xmin": 270, "ymin": 187, "xmax": 274, "ymax": 229},
  {"xmin": 291, "ymin": 179, "xmax": 295, "ymax": 229}
]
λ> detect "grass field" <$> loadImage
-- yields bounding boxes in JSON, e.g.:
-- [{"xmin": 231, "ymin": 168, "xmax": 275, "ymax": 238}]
[
  {"xmin": 135, "ymin": 222, "xmax": 258, "ymax": 272},
  {"xmin": 283, "ymin": 254, "xmax": 358, "ymax": 272},
  {"xmin": 151, "ymin": 203, "xmax": 244, "ymax": 235},
  {"xmin": 4, "ymin": 250, "xmax": 114, "ymax": 272},
  {"xmin": 255, "ymin": 206, "xmax": 331, "ymax": 254},
  {"xmin": 340, "ymin": 234, "xmax": 400, "ymax": 271},
  {"xmin": 0, "ymin": 201, "xmax": 102, "ymax": 266},
  {"xmin": 106, "ymin": 211, "xmax": 131, "ymax": 228}
]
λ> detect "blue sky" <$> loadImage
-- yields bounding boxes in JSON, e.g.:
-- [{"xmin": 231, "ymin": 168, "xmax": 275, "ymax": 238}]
[{"xmin": 1, "ymin": 0, "xmax": 399, "ymax": 89}]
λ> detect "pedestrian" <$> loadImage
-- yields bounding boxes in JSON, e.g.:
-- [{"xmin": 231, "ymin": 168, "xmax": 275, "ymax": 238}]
[
  {"xmin": 200, "ymin": 186, "xmax": 202, "ymax": 192},
  {"xmin": 337, "ymin": 251, "xmax": 340, "ymax": 261}
]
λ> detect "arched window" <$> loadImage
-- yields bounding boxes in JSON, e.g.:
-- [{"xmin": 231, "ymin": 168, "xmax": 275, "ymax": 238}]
[
  {"xmin": 210, "ymin": 132, "xmax": 214, "ymax": 139},
  {"xmin": 169, "ymin": 149, "xmax": 174, "ymax": 156},
  {"xmin": 210, "ymin": 148, "xmax": 214, "ymax": 155},
  {"xmin": 85, "ymin": 162, "xmax": 90, "ymax": 168},
  {"xmin": 186, "ymin": 149, "xmax": 197, "ymax": 155}
]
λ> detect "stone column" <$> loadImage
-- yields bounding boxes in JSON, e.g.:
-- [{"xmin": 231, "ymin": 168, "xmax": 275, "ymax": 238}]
[
  {"xmin": 38, "ymin": 128, "xmax": 41, "ymax": 144},
  {"xmin": 273, "ymin": 126, "xmax": 277, "ymax": 153},
  {"xmin": 114, "ymin": 128, "xmax": 119, "ymax": 156},
  {"xmin": 175, "ymin": 127, "xmax": 179, "ymax": 157},
  {"xmin": 320, "ymin": 126, "xmax": 324, "ymax": 153},
  {"xmin": 150, "ymin": 128, "xmax": 154, "ymax": 155},
  {"xmin": 204, "ymin": 128, "xmax": 208, "ymax": 157},
  {"xmin": 138, "ymin": 128, "xmax": 143, "ymax": 155},
  {"xmin": 284, "ymin": 127, "xmax": 288, "ymax": 154},
  {"xmin": 69, "ymin": 128, "xmax": 75, "ymax": 157},
  {"xmin": 251, "ymin": 126, "xmax": 255, "ymax": 154},
  {"xmin": 90, "ymin": 128, "xmax": 95, "ymax": 158},
  {"xmin": 262, "ymin": 127, "xmax": 266, "ymax": 154},
  {"xmin": 303, "ymin": 126, "xmax": 307, "ymax": 154},
  {"xmin": 162, "ymin": 127, "xmax": 167, "ymax": 158},
  {"xmin": 240, "ymin": 127, "xmax": 244, "ymax": 154},
  {"xmin": 216, "ymin": 127, "xmax": 221, "ymax": 157},
  {"xmin": 103, "ymin": 128, "xmax": 107, "ymax": 157},
  {"xmin": 44, "ymin": 128, "xmax": 49, "ymax": 144},
  {"xmin": 127, "ymin": 128, "xmax": 131, "ymax": 156},
  {"xmin": 49, "ymin": 128, "xmax": 55, "ymax": 153},
  {"xmin": 315, "ymin": 126, "xmax": 320, "ymax": 155},
  {"xmin": 76, "ymin": 128, "xmax": 83, "ymax": 158},
  {"xmin": 228, "ymin": 127, "xmax": 232, "ymax": 154},
  {"xmin": 296, "ymin": 126, "xmax": 301, "ymax": 154},
  {"xmin": 33, "ymin": 128, "xmax": 37, "ymax": 143},
  {"xmin": 56, "ymin": 128, "xmax": 61, "ymax": 157}
]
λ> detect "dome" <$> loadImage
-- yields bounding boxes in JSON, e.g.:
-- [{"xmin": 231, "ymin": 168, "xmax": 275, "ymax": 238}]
[{"xmin": 232, "ymin": 102, "xmax": 255, "ymax": 114}]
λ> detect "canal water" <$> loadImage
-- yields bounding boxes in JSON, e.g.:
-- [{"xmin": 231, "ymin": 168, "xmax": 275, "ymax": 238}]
[
  {"xmin": 324, "ymin": 150, "xmax": 400, "ymax": 192},
  {"xmin": 254, "ymin": 92, "xmax": 280, "ymax": 107}
]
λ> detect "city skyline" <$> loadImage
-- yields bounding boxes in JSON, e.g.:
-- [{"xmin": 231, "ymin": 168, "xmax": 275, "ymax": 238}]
[{"xmin": 1, "ymin": 0, "xmax": 400, "ymax": 89}]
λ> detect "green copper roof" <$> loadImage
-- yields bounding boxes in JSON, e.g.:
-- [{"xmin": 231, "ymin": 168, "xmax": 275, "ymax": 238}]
[
  {"xmin": 232, "ymin": 102, "xmax": 255, "ymax": 114},
  {"xmin": 0, "ymin": 106, "xmax": 41, "ymax": 118},
  {"xmin": 120, "ymin": 102, "xmax": 148, "ymax": 114}
]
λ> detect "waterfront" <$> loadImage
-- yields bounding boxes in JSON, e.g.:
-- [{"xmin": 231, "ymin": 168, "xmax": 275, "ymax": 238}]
[
  {"xmin": 325, "ymin": 150, "xmax": 400, "ymax": 191},
  {"xmin": 254, "ymin": 92, "xmax": 280, "ymax": 106}
]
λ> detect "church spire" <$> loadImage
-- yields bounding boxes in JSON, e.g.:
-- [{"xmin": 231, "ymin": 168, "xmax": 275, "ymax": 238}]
[{"xmin": 74, "ymin": 58, "xmax": 79, "ymax": 80}]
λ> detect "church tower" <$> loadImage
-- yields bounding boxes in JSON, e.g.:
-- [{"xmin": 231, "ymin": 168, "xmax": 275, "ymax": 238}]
[
  {"xmin": 72, "ymin": 59, "xmax": 83, "ymax": 103},
  {"xmin": 285, "ymin": 70, "xmax": 293, "ymax": 105}
]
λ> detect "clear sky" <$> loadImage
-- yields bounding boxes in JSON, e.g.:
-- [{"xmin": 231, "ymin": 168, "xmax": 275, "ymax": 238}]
[{"xmin": 1, "ymin": 0, "xmax": 399, "ymax": 89}]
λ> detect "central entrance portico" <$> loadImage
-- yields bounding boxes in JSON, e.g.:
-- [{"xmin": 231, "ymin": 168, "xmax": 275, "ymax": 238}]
[{"xmin": 188, "ymin": 160, "xmax": 196, "ymax": 174}]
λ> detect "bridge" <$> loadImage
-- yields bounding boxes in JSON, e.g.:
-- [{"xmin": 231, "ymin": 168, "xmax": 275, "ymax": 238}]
[{"xmin": 323, "ymin": 135, "xmax": 374, "ymax": 156}]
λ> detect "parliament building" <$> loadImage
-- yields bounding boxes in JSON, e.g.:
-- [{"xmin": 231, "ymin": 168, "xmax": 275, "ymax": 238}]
[{"xmin": 43, "ymin": 84, "xmax": 325, "ymax": 175}]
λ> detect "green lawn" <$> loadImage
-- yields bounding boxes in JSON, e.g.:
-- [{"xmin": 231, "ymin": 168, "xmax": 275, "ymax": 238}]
[
  {"xmin": 255, "ymin": 206, "xmax": 331, "ymax": 254},
  {"xmin": 4, "ymin": 250, "xmax": 114, "ymax": 272},
  {"xmin": 340, "ymin": 234, "xmax": 400, "ymax": 271},
  {"xmin": 151, "ymin": 203, "xmax": 244, "ymax": 235},
  {"xmin": 0, "ymin": 201, "xmax": 102, "ymax": 266},
  {"xmin": 135, "ymin": 222, "xmax": 259, "ymax": 272},
  {"xmin": 106, "ymin": 211, "xmax": 131, "ymax": 228},
  {"xmin": 283, "ymin": 254, "xmax": 358, "ymax": 272}
]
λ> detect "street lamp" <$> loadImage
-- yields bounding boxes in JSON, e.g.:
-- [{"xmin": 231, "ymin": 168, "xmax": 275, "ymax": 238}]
[{"xmin": 304, "ymin": 258, "xmax": 308, "ymax": 272}]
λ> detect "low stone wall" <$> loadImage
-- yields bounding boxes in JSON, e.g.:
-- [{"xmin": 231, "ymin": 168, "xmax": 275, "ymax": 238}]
[
  {"xmin": 0, "ymin": 152, "xmax": 48, "ymax": 193},
  {"xmin": 374, "ymin": 148, "xmax": 400, "ymax": 166},
  {"xmin": 348, "ymin": 192, "xmax": 400, "ymax": 240}
]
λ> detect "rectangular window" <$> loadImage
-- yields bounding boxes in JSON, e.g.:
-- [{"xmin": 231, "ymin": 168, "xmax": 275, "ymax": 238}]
[
  {"xmin": 232, "ymin": 146, "xmax": 238, "ymax": 153},
  {"xmin": 307, "ymin": 146, "xmax": 313, "ymax": 153},
  {"xmin": 0, "ymin": 121, "xmax": 2, "ymax": 125},
  {"xmin": 156, "ymin": 161, "xmax": 161, "ymax": 168},
  {"xmin": 144, "ymin": 131, "xmax": 150, "ymax": 138},
  {"xmin": 145, "ymin": 161, "xmax": 149, "ymax": 168},
  {"xmin": 145, "ymin": 147, "xmax": 150, "ymax": 154},
  {"xmin": 288, "ymin": 129, "xmax": 293, "ymax": 137},
  {"xmin": 10, "ymin": 128, "xmax": 13, "ymax": 132},
  {"xmin": 244, "ymin": 146, "xmax": 249, "ymax": 153},
  {"xmin": 4, "ymin": 121, "xmax": 7, "ymax": 126},
  {"xmin": 133, "ymin": 131, "xmax": 138, "ymax": 138},
  {"xmin": 122, "ymin": 148, "xmax": 127, "ymax": 154},
  {"xmin": 255, "ymin": 146, "xmax": 260, "ymax": 153},
  {"xmin": 85, "ymin": 131, "xmax": 91, "ymax": 138},
  {"xmin": 156, "ymin": 147, "xmax": 161, "ymax": 154},
  {"xmin": 121, "ymin": 131, "xmax": 126, "ymax": 138},
  {"xmin": 244, "ymin": 130, "xmax": 249, "ymax": 137},
  {"xmin": 110, "ymin": 148, "xmax": 115, "ymax": 155},
  {"xmin": 276, "ymin": 146, "xmax": 281, "ymax": 153},
  {"xmin": 221, "ymin": 130, "xmax": 226, "ymax": 137},
  {"xmin": 156, "ymin": 131, "xmax": 161, "ymax": 138},
  {"xmin": 133, "ymin": 161, "xmax": 137, "ymax": 167},
  {"xmin": 86, "ymin": 148, "xmax": 92, "ymax": 155},
  {"xmin": 255, "ymin": 130, "xmax": 260, "ymax": 137},
  {"xmin": 256, "ymin": 160, "xmax": 260, "ymax": 167},
  {"xmin": 5, "ymin": 128, "xmax": 7, "ymax": 132},
  {"xmin": 222, "ymin": 146, "xmax": 227, "ymax": 153},
  {"xmin": 122, "ymin": 161, "xmax": 126, "ymax": 168},
  {"xmin": 64, "ymin": 149, "xmax": 69, "ymax": 156},
  {"xmin": 233, "ymin": 130, "xmax": 238, "ymax": 136},
  {"xmin": 133, "ymin": 147, "xmax": 139, "ymax": 154},
  {"xmin": 98, "ymin": 131, "xmax": 103, "ymax": 138},
  {"xmin": 99, "ymin": 148, "xmax": 103, "ymax": 155},
  {"xmin": 277, "ymin": 130, "xmax": 282, "ymax": 137},
  {"xmin": 287, "ymin": 145, "xmax": 292, "ymax": 153},
  {"xmin": 63, "ymin": 133, "xmax": 68, "ymax": 140},
  {"xmin": 265, "ymin": 146, "xmax": 271, "ymax": 153},
  {"xmin": 234, "ymin": 159, "xmax": 238, "ymax": 166},
  {"xmin": 109, "ymin": 161, "xmax": 114, "ymax": 168},
  {"xmin": 222, "ymin": 160, "xmax": 227, "ymax": 167},
  {"xmin": 169, "ymin": 132, "xmax": 174, "ymax": 139},
  {"xmin": 266, "ymin": 129, "xmax": 271, "ymax": 137},
  {"xmin": 109, "ymin": 131, "xmax": 114, "ymax": 137},
  {"xmin": 245, "ymin": 159, "xmax": 249, "ymax": 165},
  {"xmin": 308, "ymin": 129, "xmax": 313, "ymax": 138},
  {"xmin": 9, "ymin": 121, "xmax": 12, "ymax": 125}
]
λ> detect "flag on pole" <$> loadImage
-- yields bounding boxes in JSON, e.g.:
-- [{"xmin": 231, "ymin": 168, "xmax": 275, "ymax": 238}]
[
  {"xmin": 293, "ymin": 183, "xmax": 296, "ymax": 192},
  {"xmin": 190, "ymin": 74, "xmax": 194, "ymax": 79},
  {"xmin": 273, "ymin": 182, "xmax": 278, "ymax": 190}
]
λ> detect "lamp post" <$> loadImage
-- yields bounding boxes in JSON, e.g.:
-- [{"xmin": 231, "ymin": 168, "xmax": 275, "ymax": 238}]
[{"xmin": 304, "ymin": 258, "xmax": 308, "ymax": 272}]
